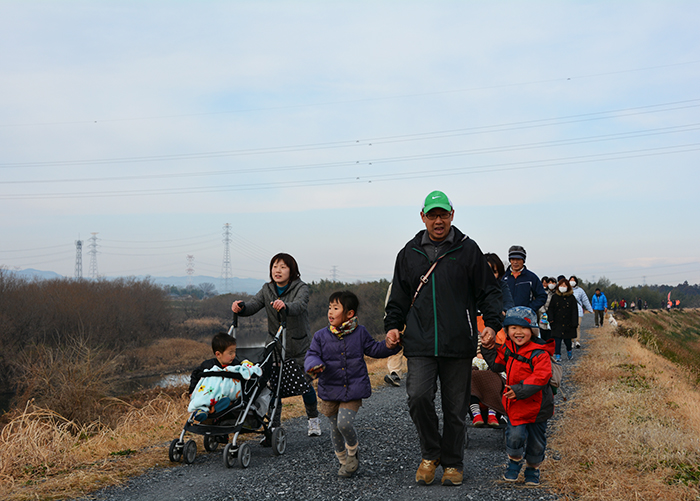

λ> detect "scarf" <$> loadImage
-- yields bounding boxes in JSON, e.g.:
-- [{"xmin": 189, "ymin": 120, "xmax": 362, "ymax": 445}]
[{"xmin": 329, "ymin": 316, "xmax": 358, "ymax": 339}]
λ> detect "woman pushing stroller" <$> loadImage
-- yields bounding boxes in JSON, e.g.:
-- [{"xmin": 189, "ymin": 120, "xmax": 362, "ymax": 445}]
[{"xmin": 231, "ymin": 253, "xmax": 321, "ymax": 437}]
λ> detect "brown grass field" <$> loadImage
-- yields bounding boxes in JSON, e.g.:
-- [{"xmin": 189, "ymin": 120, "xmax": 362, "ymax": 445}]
[
  {"xmin": 2, "ymin": 313, "xmax": 700, "ymax": 500},
  {"xmin": 545, "ymin": 311, "xmax": 700, "ymax": 500}
]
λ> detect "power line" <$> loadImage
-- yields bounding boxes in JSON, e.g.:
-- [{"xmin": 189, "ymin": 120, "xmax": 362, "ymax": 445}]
[
  {"xmin": 2, "ymin": 97, "xmax": 699, "ymax": 172},
  {"xmin": 1, "ymin": 141, "xmax": 697, "ymax": 200}
]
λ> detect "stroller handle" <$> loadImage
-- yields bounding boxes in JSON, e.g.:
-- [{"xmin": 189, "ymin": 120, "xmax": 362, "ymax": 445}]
[
  {"xmin": 227, "ymin": 312, "xmax": 238, "ymax": 338},
  {"xmin": 277, "ymin": 308, "xmax": 287, "ymax": 328}
]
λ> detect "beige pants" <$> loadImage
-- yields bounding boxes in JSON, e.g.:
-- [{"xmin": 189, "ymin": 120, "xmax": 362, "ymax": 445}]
[{"xmin": 386, "ymin": 348, "xmax": 404, "ymax": 375}]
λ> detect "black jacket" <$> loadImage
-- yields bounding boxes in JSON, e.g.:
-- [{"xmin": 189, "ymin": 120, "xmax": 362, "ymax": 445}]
[{"xmin": 384, "ymin": 226, "xmax": 502, "ymax": 358}]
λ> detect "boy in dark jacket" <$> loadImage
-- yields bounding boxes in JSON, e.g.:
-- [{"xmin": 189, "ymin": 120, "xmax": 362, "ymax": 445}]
[
  {"xmin": 480, "ymin": 306, "xmax": 554, "ymax": 486},
  {"xmin": 305, "ymin": 291, "xmax": 399, "ymax": 478},
  {"xmin": 188, "ymin": 332, "xmax": 239, "ymax": 396}
]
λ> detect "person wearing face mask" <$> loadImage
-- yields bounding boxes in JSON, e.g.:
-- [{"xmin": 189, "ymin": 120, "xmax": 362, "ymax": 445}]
[
  {"xmin": 547, "ymin": 276, "xmax": 579, "ymax": 361},
  {"xmin": 538, "ymin": 277, "xmax": 557, "ymax": 340},
  {"xmin": 568, "ymin": 275, "xmax": 593, "ymax": 349}
]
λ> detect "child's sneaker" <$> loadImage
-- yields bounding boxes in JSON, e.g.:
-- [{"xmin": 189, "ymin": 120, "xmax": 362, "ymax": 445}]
[
  {"xmin": 307, "ymin": 417, "xmax": 322, "ymax": 436},
  {"xmin": 524, "ymin": 466, "xmax": 540, "ymax": 486},
  {"xmin": 503, "ymin": 459, "xmax": 522, "ymax": 482},
  {"xmin": 472, "ymin": 414, "xmax": 484, "ymax": 427},
  {"xmin": 567, "ymin": 350, "xmax": 573, "ymax": 360},
  {"xmin": 193, "ymin": 410, "xmax": 208, "ymax": 422},
  {"xmin": 487, "ymin": 414, "xmax": 499, "ymax": 428},
  {"xmin": 554, "ymin": 354, "xmax": 561, "ymax": 362}
]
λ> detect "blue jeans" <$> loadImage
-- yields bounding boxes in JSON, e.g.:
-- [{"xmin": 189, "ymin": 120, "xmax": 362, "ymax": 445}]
[
  {"xmin": 505, "ymin": 421, "xmax": 547, "ymax": 465},
  {"xmin": 406, "ymin": 357, "xmax": 471, "ymax": 468}
]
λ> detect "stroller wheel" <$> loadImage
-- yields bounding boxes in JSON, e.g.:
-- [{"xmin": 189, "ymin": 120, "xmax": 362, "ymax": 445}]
[
  {"xmin": 203, "ymin": 434, "xmax": 220, "ymax": 452},
  {"xmin": 237, "ymin": 442, "xmax": 252, "ymax": 468},
  {"xmin": 168, "ymin": 439, "xmax": 183, "ymax": 462},
  {"xmin": 223, "ymin": 443, "xmax": 236, "ymax": 469},
  {"xmin": 272, "ymin": 427, "xmax": 286, "ymax": 456},
  {"xmin": 183, "ymin": 439, "xmax": 197, "ymax": 464}
]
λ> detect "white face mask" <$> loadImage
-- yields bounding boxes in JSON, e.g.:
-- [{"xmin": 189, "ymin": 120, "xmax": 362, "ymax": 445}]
[
  {"xmin": 548, "ymin": 283, "xmax": 556, "ymax": 290},
  {"xmin": 559, "ymin": 286, "xmax": 568, "ymax": 293},
  {"xmin": 569, "ymin": 280, "xmax": 577, "ymax": 287}
]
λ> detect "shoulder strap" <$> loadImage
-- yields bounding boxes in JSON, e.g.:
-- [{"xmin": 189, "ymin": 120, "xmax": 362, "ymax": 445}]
[{"xmin": 410, "ymin": 235, "xmax": 468, "ymax": 308}]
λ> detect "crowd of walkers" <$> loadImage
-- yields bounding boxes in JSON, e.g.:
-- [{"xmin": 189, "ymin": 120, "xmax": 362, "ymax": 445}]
[{"xmin": 206, "ymin": 189, "xmax": 608, "ymax": 488}]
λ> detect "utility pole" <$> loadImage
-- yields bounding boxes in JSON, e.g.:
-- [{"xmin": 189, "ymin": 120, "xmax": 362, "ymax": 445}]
[
  {"xmin": 221, "ymin": 223, "xmax": 232, "ymax": 293},
  {"xmin": 74, "ymin": 238, "xmax": 83, "ymax": 279},
  {"xmin": 186, "ymin": 255, "xmax": 195, "ymax": 289},
  {"xmin": 87, "ymin": 233, "xmax": 99, "ymax": 279}
]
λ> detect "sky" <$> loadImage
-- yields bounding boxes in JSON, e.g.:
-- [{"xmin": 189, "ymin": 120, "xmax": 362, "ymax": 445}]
[{"xmin": 1, "ymin": 1, "xmax": 699, "ymax": 291}]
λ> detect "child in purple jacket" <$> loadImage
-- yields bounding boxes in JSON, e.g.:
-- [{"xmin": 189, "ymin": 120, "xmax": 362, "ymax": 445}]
[{"xmin": 305, "ymin": 290, "xmax": 400, "ymax": 478}]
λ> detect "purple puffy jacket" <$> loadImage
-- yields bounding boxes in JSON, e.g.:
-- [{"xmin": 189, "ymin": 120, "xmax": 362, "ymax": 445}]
[{"xmin": 305, "ymin": 324, "xmax": 399, "ymax": 402}]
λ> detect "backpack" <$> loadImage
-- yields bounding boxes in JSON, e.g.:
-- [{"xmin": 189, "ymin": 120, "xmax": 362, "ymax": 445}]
[{"xmin": 503, "ymin": 346, "xmax": 564, "ymax": 396}]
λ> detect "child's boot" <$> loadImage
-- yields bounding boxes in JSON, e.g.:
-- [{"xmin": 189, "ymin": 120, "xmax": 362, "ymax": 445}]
[
  {"xmin": 524, "ymin": 466, "xmax": 540, "ymax": 486},
  {"xmin": 336, "ymin": 449, "xmax": 350, "ymax": 477},
  {"xmin": 344, "ymin": 444, "xmax": 359, "ymax": 474},
  {"xmin": 503, "ymin": 458, "xmax": 522, "ymax": 482}
]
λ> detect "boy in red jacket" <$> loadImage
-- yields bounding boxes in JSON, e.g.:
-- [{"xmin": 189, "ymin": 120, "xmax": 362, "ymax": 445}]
[{"xmin": 480, "ymin": 306, "xmax": 554, "ymax": 486}]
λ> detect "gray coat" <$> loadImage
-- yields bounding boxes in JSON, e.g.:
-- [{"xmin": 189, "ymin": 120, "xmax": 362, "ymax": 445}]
[{"xmin": 239, "ymin": 279, "xmax": 311, "ymax": 363}]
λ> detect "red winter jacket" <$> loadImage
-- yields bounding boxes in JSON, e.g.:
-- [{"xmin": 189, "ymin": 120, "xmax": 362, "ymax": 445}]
[{"xmin": 482, "ymin": 336, "xmax": 555, "ymax": 426}]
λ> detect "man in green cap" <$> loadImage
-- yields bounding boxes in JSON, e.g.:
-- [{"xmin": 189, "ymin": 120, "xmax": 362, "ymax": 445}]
[{"xmin": 385, "ymin": 190, "xmax": 503, "ymax": 487}]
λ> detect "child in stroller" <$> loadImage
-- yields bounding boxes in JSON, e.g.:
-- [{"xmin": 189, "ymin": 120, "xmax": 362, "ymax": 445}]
[{"xmin": 170, "ymin": 313, "xmax": 306, "ymax": 469}]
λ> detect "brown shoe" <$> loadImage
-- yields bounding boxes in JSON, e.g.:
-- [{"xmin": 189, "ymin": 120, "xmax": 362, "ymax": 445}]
[
  {"xmin": 416, "ymin": 458, "xmax": 440, "ymax": 485},
  {"xmin": 441, "ymin": 467, "xmax": 463, "ymax": 486}
]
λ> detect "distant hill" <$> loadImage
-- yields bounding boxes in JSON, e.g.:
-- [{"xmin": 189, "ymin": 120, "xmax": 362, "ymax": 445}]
[{"xmin": 8, "ymin": 269, "xmax": 265, "ymax": 295}]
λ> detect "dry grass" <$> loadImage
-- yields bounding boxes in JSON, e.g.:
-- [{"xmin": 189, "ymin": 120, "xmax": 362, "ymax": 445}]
[
  {"xmin": 0, "ymin": 354, "xmax": 401, "ymax": 500},
  {"xmin": 545, "ymin": 317, "xmax": 700, "ymax": 500},
  {"xmin": 122, "ymin": 338, "xmax": 211, "ymax": 375},
  {"xmin": 0, "ymin": 387, "xmax": 191, "ymax": 500}
]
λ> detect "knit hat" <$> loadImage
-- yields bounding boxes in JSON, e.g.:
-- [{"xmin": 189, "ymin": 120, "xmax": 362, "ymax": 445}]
[
  {"xmin": 503, "ymin": 306, "xmax": 539, "ymax": 329},
  {"xmin": 557, "ymin": 275, "xmax": 566, "ymax": 283},
  {"xmin": 508, "ymin": 245, "xmax": 526, "ymax": 262},
  {"xmin": 423, "ymin": 190, "xmax": 453, "ymax": 213}
]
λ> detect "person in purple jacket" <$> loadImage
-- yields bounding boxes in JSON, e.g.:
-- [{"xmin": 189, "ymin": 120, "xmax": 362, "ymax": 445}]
[{"xmin": 305, "ymin": 290, "xmax": 400, "ymax": 478}]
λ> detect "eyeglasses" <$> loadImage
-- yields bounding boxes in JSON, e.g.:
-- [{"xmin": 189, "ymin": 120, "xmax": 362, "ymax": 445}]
[{"xmin": 424, "ymin": 211, "xmax": 453, "ymax": 220}]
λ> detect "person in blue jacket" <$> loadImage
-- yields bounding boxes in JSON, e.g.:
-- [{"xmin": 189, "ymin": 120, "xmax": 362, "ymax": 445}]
[
  {"xmin": 503, "ymin": 245, "xmax": 547, "ymax": 313},
  {"xmin": 591, "ymin": 288, "xmax": 608, "ymax": 327},
  {"xmin": 306, "ymin": 291, "xmax": 399, "ymax": 478}
]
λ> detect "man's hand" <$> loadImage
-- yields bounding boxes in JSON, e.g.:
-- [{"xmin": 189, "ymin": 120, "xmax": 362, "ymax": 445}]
[
  {"xmin": 479, "ymin": 327, "xmax": 497, "ymax": 349},
  {"xmin": 386, "ymin": 329, "xmax": 401, "ymax": 348}
]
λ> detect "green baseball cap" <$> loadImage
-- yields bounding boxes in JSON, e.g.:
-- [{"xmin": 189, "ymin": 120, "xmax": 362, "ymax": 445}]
[{"xmin": 423, "ymin": 190, "xmax": 453, "ymax": 213}]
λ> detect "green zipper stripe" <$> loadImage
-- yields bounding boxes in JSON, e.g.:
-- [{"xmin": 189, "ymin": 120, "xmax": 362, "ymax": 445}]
[
  {"xmin": 432, "ymin": 277, "xmax": 438, "ymax": 356},
  {"xmin": 412, "ymin": 244, "xmax": 464, "ymax": 357}
]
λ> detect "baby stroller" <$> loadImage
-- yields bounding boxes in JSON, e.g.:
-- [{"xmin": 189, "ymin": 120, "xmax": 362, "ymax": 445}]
[{"xmin": 168, "ymin": 311, "xmax": 309, "ymax": 468}]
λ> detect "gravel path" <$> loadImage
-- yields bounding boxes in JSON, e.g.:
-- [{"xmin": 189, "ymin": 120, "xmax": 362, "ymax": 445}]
[{"xmin": 78, "ymin": 316, "xmax": 592, "ymax": 501}]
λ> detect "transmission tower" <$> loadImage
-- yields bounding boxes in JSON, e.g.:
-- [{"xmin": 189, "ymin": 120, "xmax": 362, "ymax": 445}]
[
  {"xmin": 87, "ymin": 233, "xmax": 99, "ymax": 279},
  {"xmin": 221, "ymin": 223, "xmax": 232, "ymax": 293},
  {"xmin": 74, "ymin": 239, "xmax": 83, "ymax": 279},
  {"xmin": 331, "ymin": 265, "xmax": 338, "ymax": 281},
  {"xmin": 186, "ymin": 255, "xmax": 195, "ymax": 288}
]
